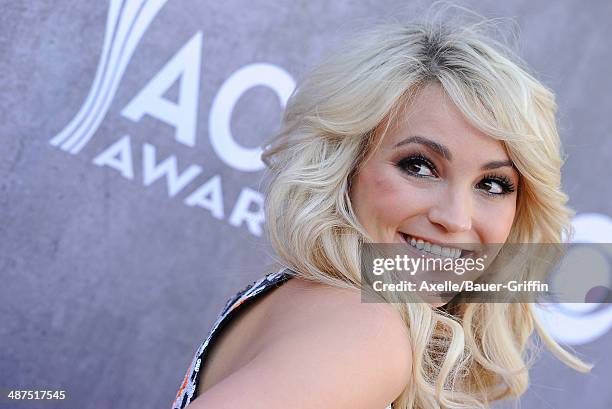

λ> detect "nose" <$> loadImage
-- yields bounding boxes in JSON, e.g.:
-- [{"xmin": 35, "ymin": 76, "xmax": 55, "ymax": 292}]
[{"xmin": 427, "ymin": 188, "xmax": 472, "ymax": 233}]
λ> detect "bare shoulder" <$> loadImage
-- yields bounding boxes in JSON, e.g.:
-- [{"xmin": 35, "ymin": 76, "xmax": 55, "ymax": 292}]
[
  {"xmin": 276, "ymin": 278, "xmax": 413, "ymax": 391},
  {"xmin": 274, "ymin": 277, "xmax": 412, "ymax": 362},
  {"xmin": 189, "ymin": 277, "xmax": 412, "ymax": 409}
]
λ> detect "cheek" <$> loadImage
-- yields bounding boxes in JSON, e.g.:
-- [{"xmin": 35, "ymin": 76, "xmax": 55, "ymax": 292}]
[
  {"xmin": 477, "ymin": 201, "xmax": 517, "ymax": 243},
  {"xmin": 351, "ymin": 166, "xmax": 415, "ymax": 228}
]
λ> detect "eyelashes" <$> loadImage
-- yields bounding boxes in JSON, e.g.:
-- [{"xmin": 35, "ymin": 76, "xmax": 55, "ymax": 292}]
[
  {"xmin": 396, "ymin": 154, "xmax": 439, "ymax": 178},
  {"xmin": 478, "ymin": 173, "xmax": 516, "ymax": 195},
  {"xmin": 395, "ymin": 153, "xmax": 516, "ymax": 196}
]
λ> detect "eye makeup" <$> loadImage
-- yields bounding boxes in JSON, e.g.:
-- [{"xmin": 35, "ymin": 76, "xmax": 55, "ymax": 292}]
[
  {"xmin": 477, "ymin": 173, "xmax": 516, "ymax": 196},
  {"xmin": 395, "ymin": 153, "xmax": 438, "ymax": 178},
  {"xmin": 394, "ymin": 152, "xmax": 517, "ymax": 196}
]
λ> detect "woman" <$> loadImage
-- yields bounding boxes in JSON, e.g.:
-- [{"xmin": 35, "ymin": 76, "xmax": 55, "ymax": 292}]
[{"xmin": 171, "ymin": 11, "xmax": 592, "ymax": 409}]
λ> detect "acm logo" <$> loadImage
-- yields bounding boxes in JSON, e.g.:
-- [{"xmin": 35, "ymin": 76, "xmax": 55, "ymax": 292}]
[
  {"xmin": 49, "ymin": 0, "xmax": 295, "ymax": 237},
  {"xmin": 49, "ymin": 0, "xmax": 612, "ymax": 344}
]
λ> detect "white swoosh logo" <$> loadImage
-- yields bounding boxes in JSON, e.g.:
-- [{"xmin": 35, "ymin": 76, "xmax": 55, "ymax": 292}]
[{"xmin": 49, "ymin": 0, "xmax": 169, "ymax": 153}]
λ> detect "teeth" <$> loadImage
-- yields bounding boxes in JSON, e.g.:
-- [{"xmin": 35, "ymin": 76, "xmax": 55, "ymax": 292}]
[{"xmin": 403, "ymin": 234, "xmax": 462, "ymax": 258}]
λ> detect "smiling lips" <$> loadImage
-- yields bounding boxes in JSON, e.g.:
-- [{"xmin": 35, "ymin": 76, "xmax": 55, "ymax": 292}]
[{"xmin": 399, "ymin": 233, "xmax": 469, "ymax": 258}]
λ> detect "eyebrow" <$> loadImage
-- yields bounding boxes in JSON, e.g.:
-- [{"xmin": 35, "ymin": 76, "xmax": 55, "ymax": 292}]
[
  {"xmin": 394, "ymin": 135, "xmax": 452, "ymax": 160},
  {"xmin": 480, "ymin": 160, "xmax": 515, "ymax": 171},
  {"xmin": 393, "ymin": 135, "xmax": 516, "ymax": 171}
]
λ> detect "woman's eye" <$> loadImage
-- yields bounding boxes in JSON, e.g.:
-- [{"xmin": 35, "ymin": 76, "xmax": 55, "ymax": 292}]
[
  {"xmin": 476, "ymin": 176, "xmax": 515, "ymax": 196},
  {"xmin": 478, "ymin": 180, "xmax": 503, "ymax": 194},
  {"xmin": 407, "ymin": 162, "xmax": 434, "ymax": 177},
  {"xmin": 397, "ymin": 156, "xmax": 437, "ymax": 178}
]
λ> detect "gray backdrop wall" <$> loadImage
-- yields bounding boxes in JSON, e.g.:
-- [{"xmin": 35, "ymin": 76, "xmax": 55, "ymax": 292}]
[{"xmin": 1, "ymin": 0, "xmax": 611, "ymax": 408}]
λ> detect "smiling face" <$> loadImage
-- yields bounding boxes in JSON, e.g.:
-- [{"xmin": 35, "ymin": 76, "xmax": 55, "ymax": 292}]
[{"xmin": 350, "ymin": 82, "xmax": 519, "ymax": 253}]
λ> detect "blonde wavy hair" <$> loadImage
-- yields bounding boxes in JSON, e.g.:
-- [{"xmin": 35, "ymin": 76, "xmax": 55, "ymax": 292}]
[{"xmin": 260, "ymin": 5, "xmax": 593, "ymax": 409}]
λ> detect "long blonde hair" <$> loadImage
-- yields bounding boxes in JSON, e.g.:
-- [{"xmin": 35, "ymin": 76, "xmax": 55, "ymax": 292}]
[{"xmin": 260, "ymin": 5, "xmax": 592, "ymax": 409}]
